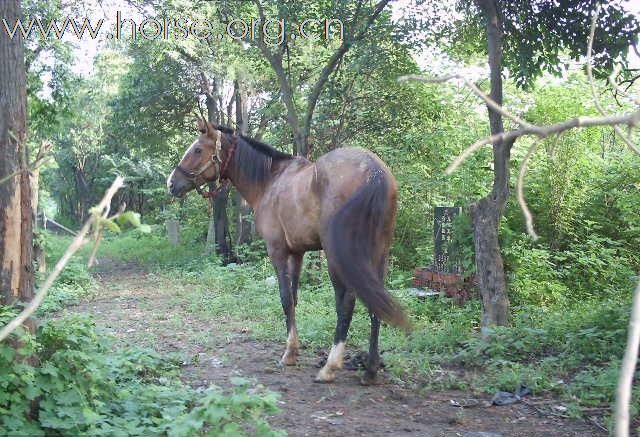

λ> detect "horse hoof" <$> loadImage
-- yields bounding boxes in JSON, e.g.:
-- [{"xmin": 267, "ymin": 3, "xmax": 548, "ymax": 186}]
[
  {"xmin": 359, "ymin": 372, "xmax": 380, "ymax": 386},
  {"xmin": 280, "ymin": 351, "xmax": 298, "ymax": 367},
  {"xmin": 314, "ymin": 368, "xmax": 336, "ymax": 383},
  {"xmin": 279, "ymin": 358, "xmax": 297, "ymax": 367}
]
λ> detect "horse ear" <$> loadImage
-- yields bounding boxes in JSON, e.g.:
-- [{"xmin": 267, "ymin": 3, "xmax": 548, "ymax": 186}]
[
  {"xmin": 197, "ymin": 119, "xmax": 207, "ymax": 134},
  {"xmin": 205, "ymin": 121, "xmax": 217, "ymax": 139}
]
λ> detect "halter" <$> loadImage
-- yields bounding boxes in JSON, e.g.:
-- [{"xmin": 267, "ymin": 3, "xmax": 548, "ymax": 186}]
[{"xmin": 175, "ymin": 131, "xmax": 238, "ymax": 198}]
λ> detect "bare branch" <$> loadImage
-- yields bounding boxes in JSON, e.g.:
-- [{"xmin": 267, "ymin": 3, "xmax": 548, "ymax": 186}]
[
  {"xmin": 609, "ymin": 65, "xmax": 640, "ymax": 111},
  {"xmin": 399, "ymin": 74, "xmax": 534, "ymax": 130},
  {"xmin": 616, "ymin": 279, "xmax": 640, "ymax": 437},
  {"xmin": 0, "ymin": 140, "xmax": 53, "ymax": 186},
  {"xmin": 586, "ymin": 8, "xmax": 640, "ymax": 156},
  {"xmin": 0, "ymin": 176, "xmax": 125, "ymax": 342},
  {"xmin": 516, "ymin": 138, "xmax": 542, "ymax": 240}
]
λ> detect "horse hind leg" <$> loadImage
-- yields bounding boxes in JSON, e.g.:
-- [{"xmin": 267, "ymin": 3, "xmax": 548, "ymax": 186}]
[
  {"xmin": 280, "ymin": 253, "xmax": 303, "ymax": 366},
  {"xmin": 361, "ymin": 255, "xmax": 389, "ymax": 385},
  {"xmin": 361, "ymin": 312, "xmax": 381, "ymax": 385},
  {"xmin": 315, "ymin": 265, "xmax": 355, "ymax": 383}
]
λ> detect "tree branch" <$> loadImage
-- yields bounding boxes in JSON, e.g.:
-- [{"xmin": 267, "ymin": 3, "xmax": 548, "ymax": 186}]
[
  {"xmin": 303, "ymin": 0, "xmax": 392, "ymax": 139},
  {"xmin": 0, "ymin": 140, "xmax": 52, "ymax": 186},
  {"xmin": 616, "ymin": 280, "xmax": 640, "ymax": 437},
  {"xmin": 516, "ymin": 138, "xmax": 542, "ymax": 240},
  {"xmin": 252, "ymin": 0, "xmax": 303, "ymax": 152},
  {"xmin": 586, "ymin": 6, "xmax": 640, "ymax": 156}
]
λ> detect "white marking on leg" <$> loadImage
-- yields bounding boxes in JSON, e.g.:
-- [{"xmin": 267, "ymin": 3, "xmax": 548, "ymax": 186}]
[
  {"xmin": 280, "ymin": 328, "xmax": 299, "ymax": 366},
  {"xmin": 315, "ymin": 341, "xmax": 345, "ymax": 382}
]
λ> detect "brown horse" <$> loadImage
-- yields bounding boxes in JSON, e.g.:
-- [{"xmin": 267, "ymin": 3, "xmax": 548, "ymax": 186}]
[{"xmin": 167, "ymin": 120, "xmax": 409, "ymax": 384}]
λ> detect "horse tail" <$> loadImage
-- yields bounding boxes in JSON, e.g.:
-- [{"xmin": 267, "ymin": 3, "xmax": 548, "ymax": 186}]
[{"xmin": 326, "ymin": 163, "xmax": 410, "ymax": 332}]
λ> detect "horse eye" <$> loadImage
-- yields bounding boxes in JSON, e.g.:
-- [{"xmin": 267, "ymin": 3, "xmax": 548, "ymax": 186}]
[{"xmin": 194, "ymin": 148, "xmax": 202, "ymax": 154}]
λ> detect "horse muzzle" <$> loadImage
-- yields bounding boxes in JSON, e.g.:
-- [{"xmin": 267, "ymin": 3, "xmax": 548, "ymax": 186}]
[{"xmin": 167, "ymin": 169, "xmax": 195, "ymax": 198}]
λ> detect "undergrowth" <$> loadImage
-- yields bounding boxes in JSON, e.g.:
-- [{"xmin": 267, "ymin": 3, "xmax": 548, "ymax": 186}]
[
  {"xmin": 0, "ymin": 231, "xmax": 283, "ymax": 436},
  {"xmin": 98, "ymin": 229, "xmax": 639, "ymax": 430},
  {"xmin": 0, "ymin": 311, "xmax": 282, "ymax": 436}
]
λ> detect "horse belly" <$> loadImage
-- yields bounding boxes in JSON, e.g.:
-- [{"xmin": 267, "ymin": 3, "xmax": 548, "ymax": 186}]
[
  {"xmin": 279, "ymin": 186, "xmax": 322, "ymax": 252},
  {"xmin": 257, "ymin": 164, "xmax": 322, "ymax": 252}
]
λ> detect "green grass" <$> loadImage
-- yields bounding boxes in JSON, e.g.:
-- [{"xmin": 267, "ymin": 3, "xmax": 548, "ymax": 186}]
[
  {"xmin": 58, "ymin": 229, "xmax": 639, "ymax": 429},
  {"xmin": 31, "ymin": 233, "xmax": 96, "ymax": 314}
]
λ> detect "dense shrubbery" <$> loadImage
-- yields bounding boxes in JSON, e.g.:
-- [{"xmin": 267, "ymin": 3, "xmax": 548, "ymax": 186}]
[
  {"xmin": 0, "ymin": 237, "xmax": 283, "ymax": 436},
  {"xmin": 0, "ymin": 310, "xmax": 282, "ymax": 436}
]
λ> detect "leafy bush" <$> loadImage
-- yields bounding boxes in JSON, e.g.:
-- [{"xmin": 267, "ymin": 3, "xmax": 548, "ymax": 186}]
[
  {"xmin": 447, "ymin": 211, "xmax": 475, "ymax": 275},
  {"xmin": 503, "ymin": 238, "xmax": 569, "ymax": 306},
  {"xmin": 557, "ymin": 230, "xmax": 636, "ymax": 299},
  {"xmin": 0, "ymin": 312, "xmax": 282, "ymax": 436}
]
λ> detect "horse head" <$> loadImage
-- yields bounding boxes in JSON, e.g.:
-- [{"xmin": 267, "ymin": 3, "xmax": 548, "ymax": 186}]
[{"xmin": 167, "ymin": 119, "xmax": 222, "ymax": 197}]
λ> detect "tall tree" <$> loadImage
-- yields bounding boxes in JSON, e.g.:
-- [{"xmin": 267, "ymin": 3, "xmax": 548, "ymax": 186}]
[
  {"xmin": 472, "ymin": 0, "xmax": 512, "ymax": 329},
  {"xmin": 202, "ymin": 74, "xmax": 234, "ymax": 263},
  {"xmin": 234, "ymin": 78, "xmax": 254, "ymax": 246},
  {"xmin": 458, "ymin": 0, "xmax": 639, "ymax": 329},
  {"xmin": 0, "ymin": 0, "xmax": 34, "ymax": 320},
  {"xmin": 249, "ymin": 0, "xmax": 392, "ymax": 156}
]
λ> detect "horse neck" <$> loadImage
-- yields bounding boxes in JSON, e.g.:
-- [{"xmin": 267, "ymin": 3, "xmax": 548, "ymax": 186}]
[
  {"xmin": 227, "ymin": 169, "xmax": 262, "ymax": 208},
  {"xmin": 223, "ymin": 140, "xmax": 278, "ymax": 208}
]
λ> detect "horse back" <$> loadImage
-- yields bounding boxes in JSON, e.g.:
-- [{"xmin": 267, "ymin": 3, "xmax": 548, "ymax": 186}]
[{"xmin": 255, "ymin": 147, "xmax": 396, "ymax": 253}]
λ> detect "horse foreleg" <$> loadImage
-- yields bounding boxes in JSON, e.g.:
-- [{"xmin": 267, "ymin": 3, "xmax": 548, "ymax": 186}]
[
  {"xmin": 269, "ymin": 245, "xmax": 299, "ymax": 366},
  {"xmin": 315, "ymin": 266, "xmax": 355, "ymax": 383},
  {"xmin": 277, "ymin": 253, "xmax": 303, "ymax": 366},
  {"xmin": 288, "ymin": 253, "xmax": 303, "ymax": 307}
]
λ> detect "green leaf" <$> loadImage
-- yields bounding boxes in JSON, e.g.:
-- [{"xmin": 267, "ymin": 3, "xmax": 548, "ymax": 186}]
[
  {"xmin": 101, "ymin": 218, "xmax": 121, "ymax": 234},
  {"xmin": 138, "ymin": 224, "xmax": 151, "ymax": 234},
  {"xmin": 117, "ymin": 211, "xmax": 142, "ymax": 228},
  {"xmin": 24, "ymin": 384, "xmax": 42, "ymax": 400},
  {"xmin": 230, "ymin": 377, "xmax": 251, "ymax": 387}
]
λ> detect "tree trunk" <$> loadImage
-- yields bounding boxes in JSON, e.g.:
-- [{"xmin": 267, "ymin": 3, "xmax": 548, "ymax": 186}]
[
  {"xmin": 203, "ymin": 75, "xmax": 234, "ymax": 263},
  {"xmin": 30, "ymin": 168, "xmax": 39, "ymax": 227},
  {"xmin": 166, "ymin": 219, "xmax": 179, "ymax": 246},
  {"xmin": 31, "ymin": 162, "xmax": 46, "ymax": 272},
  {"xmin": 234, "ymin": 78, "xmax": 253, "ymax": 246},
  {"xmin": 235, "ymin": 192, "xmax": 253, "ymax": 246},
  {"xmin": 471, "ymin": 198, "xmax": 510, "ymax": 330},
  {"xmin": 205, "ymin": 213, "xmax": 216, "ymax": 255},
  {"xmin": 214, "ymin": 185, "xmax": 233, "ymax": 264},
  {"xmin": 473, "ymin": 0, "xmax": 512, "ymax": 333},
  {"xmin": 0, "ymin": 0, "xmax": 34, "ymax": 318},
  {"xmin": 200, "ymin": 74, "xmax": 233, "ymax": 261},
  {"xmin": 205, "ymin": 181, "xmax": 216, "ymax": 255},
  {"xmin": 74, "ymin": 168, "xmax": 91, "ymax": 225}
]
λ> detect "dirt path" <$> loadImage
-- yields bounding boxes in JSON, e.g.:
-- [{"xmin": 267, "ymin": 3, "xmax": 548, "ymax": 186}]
[{"xmin": 59, "ymin": 259, "xmax": 604, "ymax": 437}]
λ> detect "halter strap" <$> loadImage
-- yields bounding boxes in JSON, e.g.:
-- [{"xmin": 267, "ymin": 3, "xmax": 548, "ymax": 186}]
[{"xmin": 176, "ymin": 131, "xmax": 238, "ymax": 199}]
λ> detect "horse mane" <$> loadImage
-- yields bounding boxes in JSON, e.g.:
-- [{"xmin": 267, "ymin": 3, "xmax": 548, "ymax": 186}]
[
  {"xmin": 214, "ymin": 125, "xmax": 293, "ymax": 184},
  {"xmin": 214, "ymin": 125, "xmax": 292, "ymax": 160}
]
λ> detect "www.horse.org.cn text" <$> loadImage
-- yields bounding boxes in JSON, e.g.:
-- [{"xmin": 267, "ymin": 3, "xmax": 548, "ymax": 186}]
[{"xmin": 1, "ymin": 12, "xmax": 345, "ymax": 45}]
